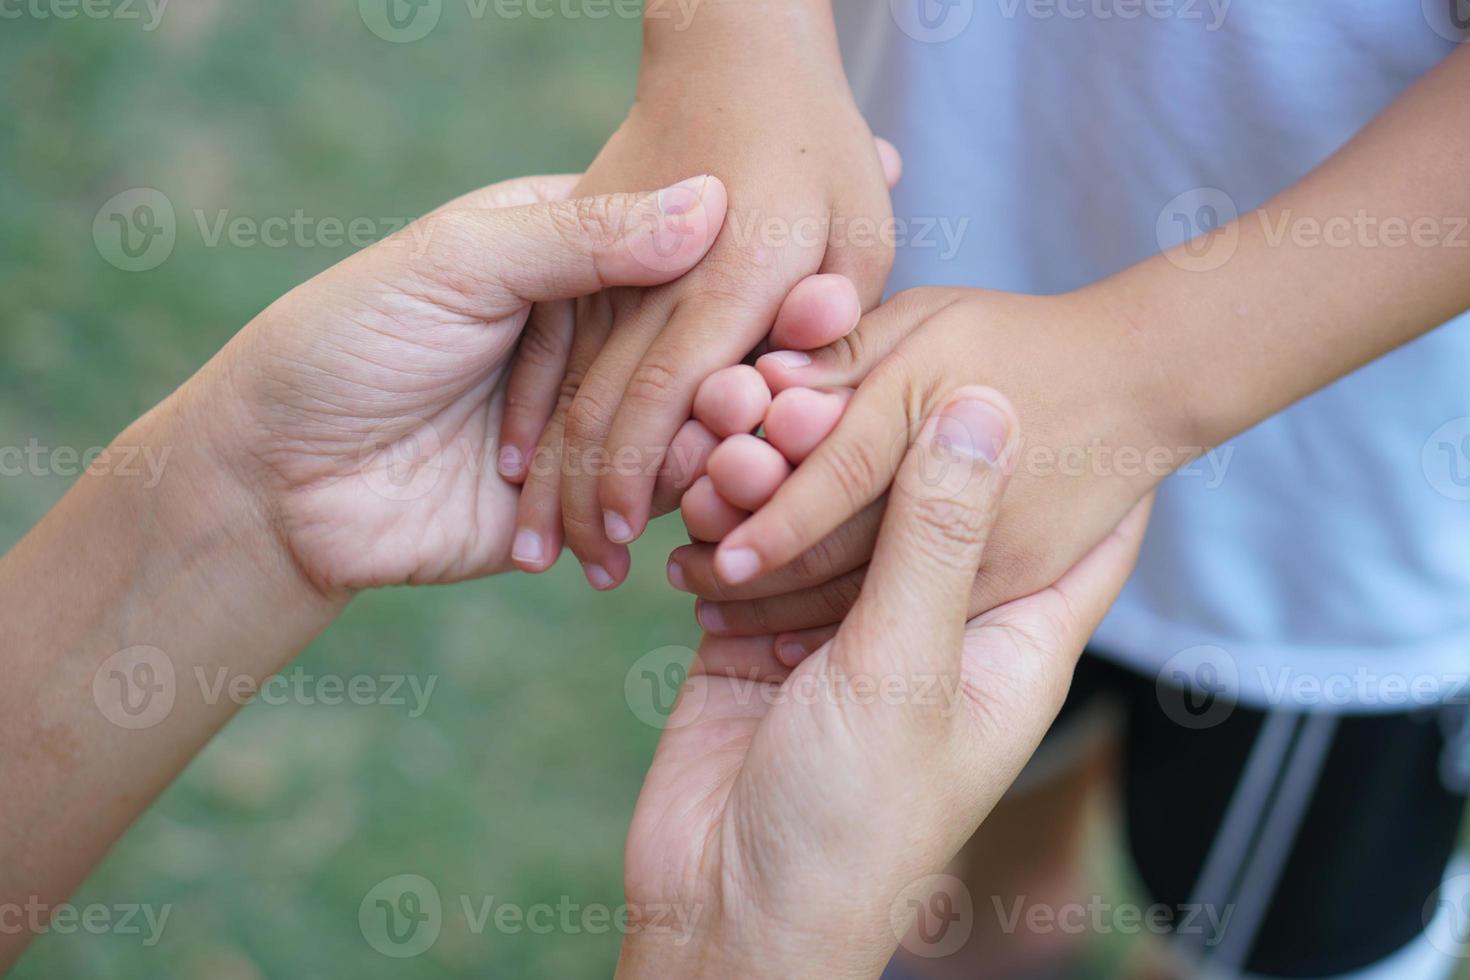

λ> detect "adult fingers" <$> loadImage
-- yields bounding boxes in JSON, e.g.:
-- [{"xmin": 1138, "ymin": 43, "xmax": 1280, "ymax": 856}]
[
  {"xmin": 392, "ymin": 175, "xmax": 727, "ymax": 322},
  {"xmin": 834, "ymin": 387, "xmax": 1019, "ymax": 682}
]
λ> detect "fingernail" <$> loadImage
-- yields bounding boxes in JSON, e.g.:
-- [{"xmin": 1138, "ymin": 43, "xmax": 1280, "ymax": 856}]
[
  {"xmin": 761, "ymin": 350, "xmax": 811, "ymax": 370},
  {"xmin": 583, "ymin": 563, "xmax": 615, "ymax": 590},
  {"xmin": 604, "ymin": 511, "xmax": 635, "ymax": 544},
  {"xmin": 499, "ymin": 445, "xmax": 524, "ymax": 478},
  {"xmin": 696, "ymin": 600, "xmax": 726, "ymax": 633},
  {"xmin": 716, "ymin": 547, "xmax": 760, "ymax": 586},
  {"xmin": 775, "ymin": 636, "xmax": 809, "ymax": 668},
  {"xmin": 512, "ymin": 529, "xmax": 543, "ymax": 565},
  {"xmin": 935, "ymin": 398, "xmax": 1009, "ymax": 463},
  {"xmin": 667, "ymin": 560, "xmax": 689, "ymax": 592},
  {"xmin": 659, "ymin": 175, "xmax": 709, "ymax": 217}
]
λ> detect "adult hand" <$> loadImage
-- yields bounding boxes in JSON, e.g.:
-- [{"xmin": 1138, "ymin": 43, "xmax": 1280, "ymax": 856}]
[
  {"xmin": 498, "ymin": 0, "xmax": 898, "ymax": 589},
  {"xmin": 617, "ymin": 387, "xmax": 1152, "ymax": 978},
  {"xmin": 206, "ymin": 172, "xmax": 727, "ymax": 594}
]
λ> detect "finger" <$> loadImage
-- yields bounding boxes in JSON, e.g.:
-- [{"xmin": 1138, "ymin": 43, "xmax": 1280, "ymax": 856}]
[
  {"xmin": 667, "ymin": 500, "xmax": 883, "ymax": 600},
  {"xmin": 766, "ymin": 274, "xmax": 862, "ymax": 352},
  {"xmin": 773, "ymin": 625, "xmax": 839, "ymax": 669},
  {"xmin": 511, "ymin": 408, "xmax": 567, "ymax": 575},
  {"xmin": 402, "ymin": 175, "xmax": 728, "ymax": 320},
  {"xmin": 836, "ymin": 387, "xmax": 1019, "ymax": 680},
  {"xmin": 705, "ymin": 435, "xmax": 791, "ymax": 512},
  {"xmin": 680, "ymin": 476, "xmax": 749, "ymax": 544},
  {"xmin": 764, "ymin": 387, "xmax": 850, "ymax": 465},
  {"xmin": 687, "ymin": 634, "xmax": 793, "ymax": 685},
  {"xmin": 599, "ymin": 293, "xmax": 783, "ymax": 544},
  {"xmin": 713, "ymin": 365, "xmax": 913, "ymax": 587},
  {"xmin": 513, "ymin": 293, "xmax": 614, "ymax": 575},
  {"xmin": 691, "ymin": 365, "xmax": 771, "ymax": 438},
  {"xmin": 651, "ymin": 419, "xmax": 719, "ymax": 517},
  {"xmin": 498, "ymin": 299, "xmax": 573, "ymax": 482},
  {"xmin": 755, "ymin": 287, "xmax": 954, "ymax": 395},
  {"xmin": 697, "ymin": 566, "xmax": 866, "ymax": 638},
  {"xmin": 561, "ymin": 294, "xmax": 669, "ymax": 575}
]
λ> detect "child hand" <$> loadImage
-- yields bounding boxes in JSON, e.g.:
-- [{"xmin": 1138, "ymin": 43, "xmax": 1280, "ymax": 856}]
[
  {"xmin": 669, "ymin": 286, "xmax": 1173, "ymax": 642},
  {"xmin": 497, "ymin": 83, "xmax": 901, "ymax": 589}
]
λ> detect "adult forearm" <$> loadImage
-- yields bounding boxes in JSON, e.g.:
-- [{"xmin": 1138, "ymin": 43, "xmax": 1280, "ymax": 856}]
[
  {"xmin": 1099, "ymin": 46, "xmax": 1470, "ymax": 451},
  {"xmin": 0, "ymin": 379, "xmax": 341, "ymax": 969}
]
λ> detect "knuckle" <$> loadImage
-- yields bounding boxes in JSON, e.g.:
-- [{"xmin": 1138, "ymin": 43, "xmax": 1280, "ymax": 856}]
[
  {"xmin": 823, "ymin": 327, "xmax": 865, "ymax": 371},
  {"xmin": 624, "ymin": 358, "xmax": 683, "ymax": 408},
  {"xmin": 564, "ymin": 389, "xmax": 616, "ymax": 447},
  {"xmin": 565, "ymin": 195, "xmax": 623, "ymax": 247},
  {"xmin": 906, "ymin": 496, "xmax": 990, "ymax": 569},
  {"xmin": 820, "ymin": 439, "xmax": 885, "ymax": 511},
  {"xmin": 816, "ymin": 575, "xmax": 862, "ymax": 623},
  {"xmin": 517, "ymin": 319, "xmax": 568, "ymax": 368},
  {"xmin": 789, "ymin": 536, "xmax": 842, "ymax": 584}
]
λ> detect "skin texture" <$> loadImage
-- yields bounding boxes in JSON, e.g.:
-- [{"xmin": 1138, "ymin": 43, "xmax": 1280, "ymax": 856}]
[{"xmin": 498, "ymin": 0, "xmax": 898, "ymax": 590}]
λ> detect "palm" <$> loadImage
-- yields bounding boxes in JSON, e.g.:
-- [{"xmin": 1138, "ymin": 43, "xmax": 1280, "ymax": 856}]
[{"xmin": 234, "ymin": 272, "xmax": 531, "ymax": 590}]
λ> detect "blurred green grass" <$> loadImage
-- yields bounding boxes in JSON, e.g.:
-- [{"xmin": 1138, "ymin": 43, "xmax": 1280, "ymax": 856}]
[{"xmin": 1, "ymin": 3, "xmax": 701, "ymax": 977}]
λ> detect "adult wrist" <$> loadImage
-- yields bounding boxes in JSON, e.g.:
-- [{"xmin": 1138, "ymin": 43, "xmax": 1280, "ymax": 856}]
[{"xmin": 140, "ymin": 373, "xmax": 349, "ymax": 644}]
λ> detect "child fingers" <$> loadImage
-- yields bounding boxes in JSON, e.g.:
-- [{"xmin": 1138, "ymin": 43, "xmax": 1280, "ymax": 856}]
[
  {"xmin": 666, "ymin": 499, "xmax": 884, "ymax": 601},
  {"xmin": 651, "ymin": 419, "xmax": 719, "ymax": 517},
  {"xmin": 691, "ymin": 365, "xmax": 771, "ymax": 438},
  {"xmin": 767, "ymin": 274, "xmax": 863, "ymax": 352},
  {"xmin": 680, "ymin": 476, "xmax": 749, "ymax": 544},
  {"xmin": 498, "ymin": 300, "xmax": 573, "ymax": 483},
  {"xmin": 695, "ymin": 567, "xmax": 867, "ymax": 638},
  {"xmin": 764, "ymin": 387, "xmax": 850, "ymax": 465},
  {"xmin": 706, "ymin": 435, "xmax": 792, "ymax": 512}
]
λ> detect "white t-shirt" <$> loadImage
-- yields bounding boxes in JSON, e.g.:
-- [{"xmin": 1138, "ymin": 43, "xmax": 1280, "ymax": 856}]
[{"xmin": 835, "ymin": 1, "xmax": 1470, "ymax": 710}]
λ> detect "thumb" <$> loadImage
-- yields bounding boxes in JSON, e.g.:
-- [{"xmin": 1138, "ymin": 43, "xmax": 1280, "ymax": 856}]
[
  {"xmin": 395, "ymin": 175, "xmax": 726, "ymax": 315},
  {"xmin": 835, "ymin": 386, "xmax": 1019, "ymax": 682}
]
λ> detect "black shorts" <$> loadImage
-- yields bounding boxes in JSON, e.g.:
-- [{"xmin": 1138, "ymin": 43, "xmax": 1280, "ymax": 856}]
[{"xmin": 1055, "ymin": 650, "xmax": 1470, "ymax": 978}]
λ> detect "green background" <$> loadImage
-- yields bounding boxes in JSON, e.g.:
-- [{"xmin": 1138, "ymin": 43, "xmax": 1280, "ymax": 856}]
[{"xmin": 2, "ymin": 3, "xmax": 685, "ymax": 977}]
